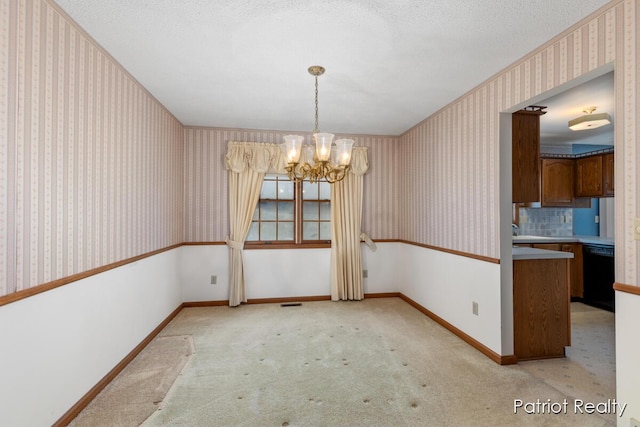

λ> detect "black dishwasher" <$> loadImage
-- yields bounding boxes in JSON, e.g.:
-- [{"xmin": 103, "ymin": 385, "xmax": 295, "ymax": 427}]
[{"xmin": 582, "ymin": 244, "xmax": 615, "ymax": 312}]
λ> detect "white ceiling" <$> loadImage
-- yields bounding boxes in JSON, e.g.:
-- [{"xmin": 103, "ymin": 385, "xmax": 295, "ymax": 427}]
[
  {"xmin": 539, "ymin": 71, "xmax": 614, "ymax": 147},
  {"xmin": 53, "ymin": 0, "xmax": 613, "ymax": 136}
]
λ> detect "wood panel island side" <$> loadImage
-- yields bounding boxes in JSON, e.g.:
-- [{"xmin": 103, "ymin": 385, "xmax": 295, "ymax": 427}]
[{"xmin": 512, "ymin": 247, "xmax": 573, "ymax": 361}]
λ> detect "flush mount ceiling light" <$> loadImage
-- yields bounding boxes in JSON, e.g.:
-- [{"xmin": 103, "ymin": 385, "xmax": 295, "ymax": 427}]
[
  {"xmin": 568, "ymin": 106, "xmax": 611, "ymax": 131},
  {"xmin": 282, "ymin": 66, "xmax": 354, "ymax": 184}
]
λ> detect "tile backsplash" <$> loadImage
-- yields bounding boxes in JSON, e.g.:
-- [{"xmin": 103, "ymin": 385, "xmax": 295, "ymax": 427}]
[{"xmin": 518, "ymin": 207, "xmax": 573, "ymax": 236}]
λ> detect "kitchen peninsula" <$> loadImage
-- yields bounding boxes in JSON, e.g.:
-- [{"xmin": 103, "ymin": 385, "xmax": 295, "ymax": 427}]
[{"xmin": 512, "ymin": 246, "xmax": 573, "ymax": 361}]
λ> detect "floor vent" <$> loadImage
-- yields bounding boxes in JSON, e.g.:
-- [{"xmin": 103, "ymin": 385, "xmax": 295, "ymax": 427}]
[{"xmin": 280, "ymin": 303, "xmax": 302, "ymax": 307}]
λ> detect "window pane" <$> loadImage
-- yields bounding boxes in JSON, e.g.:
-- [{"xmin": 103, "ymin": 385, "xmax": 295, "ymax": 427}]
[
  {"xmin": 278, "ymin": 201, "xmax": 294, "ymax": 220},
  {"xmin": 319, "ymin": 182, "xmax": 331, "ymax": 200},
  {"xmin": 320, "ymin": 202, "xmax": 331, "ymax": 220},
  {"xmin": 261, "ymin": 222, "xmax": 276, "ymax": 241},
  {"xmin": 320, "ymin": 222, "xmax": 331, "ymax": 240},
  {"xmin": 252, "ymin": 207, "xmax": 259, "ymax": 221},
  {"xmin": 261, "ymin": 201, "xmax": 277, "ymax": 220},
  {"xmin": 278, "ymin": 222, "xmax": 294, "ymax": 240},
  {"xmin": 302, "ymin": 181, "xmax": 318, "ymax": 200},
  {"xmin": 278, "ymin": 180, "xmax": 294, "ymax": 200},
  {"xmin": 260, "ymin": 180, "xmax": 277, "ymax": 199},
  {"xmin": 247, "ymin": 222, "xmax": 259, "ymax": 241},
  {"xmin": 303, "ymin": 201, "xmax": 319, "ymax": 220},
  {"xmin": 303, "ymin": 222, "xmax": 319, "ymax": 240}
]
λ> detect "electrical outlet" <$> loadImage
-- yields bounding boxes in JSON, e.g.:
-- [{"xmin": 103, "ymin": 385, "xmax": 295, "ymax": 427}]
[
  {"xmin": 472, "ymin": 301, "xmax": 479, "ymax": 316},
  {"xmin": 595, "ymin": 215, "xmax": 600, "ymax": 224},
  {"xmin": 210, "ymin": 275, "xmax": 217, "ymax": 285},
  {"xmin": 635, "ymin": 218, "xmax": 640, "ymax": 241},
  {"xmin": 362, "ymin": 269, "xmax": 368, "ymax": 278},
  {"xmin": 630, "ymin": 417, "xmax": 640, "ymax": 427}
]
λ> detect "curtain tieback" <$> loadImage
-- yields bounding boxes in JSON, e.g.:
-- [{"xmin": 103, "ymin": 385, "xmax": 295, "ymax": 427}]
[
  {"xmin": 225, "ymin": 237, "xmax": 244, "ymax": 250},
  {"xmin": 360, "ymin": 232, "xmax": 377, "ymax": 252}
]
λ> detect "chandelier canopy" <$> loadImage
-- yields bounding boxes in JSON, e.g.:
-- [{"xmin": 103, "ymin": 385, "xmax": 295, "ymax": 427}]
[{"xmin": 282, "ymin": 66, "xmax": 354, "ymax": 183}]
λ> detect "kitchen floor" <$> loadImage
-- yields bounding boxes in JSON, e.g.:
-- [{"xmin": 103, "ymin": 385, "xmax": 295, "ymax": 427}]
[{"xmin": 518, "ymin": 302, "xmax": 616, "ymax": 423}]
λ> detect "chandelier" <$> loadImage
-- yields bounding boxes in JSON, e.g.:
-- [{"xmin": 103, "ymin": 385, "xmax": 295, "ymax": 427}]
[{"xmin": 282, "ymin": 66, "xmax": 354, "ymax": 183}]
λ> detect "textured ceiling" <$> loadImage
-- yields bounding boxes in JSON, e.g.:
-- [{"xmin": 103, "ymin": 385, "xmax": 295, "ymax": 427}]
[{"xmin": 53, "ymin": 0, "xmax": 613, "ymax": 136}]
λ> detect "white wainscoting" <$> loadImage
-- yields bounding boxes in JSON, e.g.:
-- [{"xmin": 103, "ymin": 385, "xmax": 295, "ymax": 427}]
[
  {"xmin": 0, "ymin": 249, "xmax": 182, "ymax": 427},
  {"xmin": 615, "ymin": 290, "xmax": 640, "ymax": 427},
  {"xmin": 397, "ymin": 244, "xmax": 504, "ymax": 356},
  {"xmin": 180, "ymin": 243, "xmax": 399, "ymax": 302}
]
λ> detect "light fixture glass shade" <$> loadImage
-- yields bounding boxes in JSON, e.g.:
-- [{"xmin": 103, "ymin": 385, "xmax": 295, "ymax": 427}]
[
  {"xmin": 303, "ymin": 144, "xmax": 316, "ymax": 165},
  {"xmin": 335, "ymin": 139, "xmax": 354, "ymax": 166},
  {"xmin": 568, "ymin": 112, "xmax": 611, "ymax": 131},
  {"xmin": 283, "ymin": 135, "xmax": 304, "ymax": 163},
  {"xmin": 314, "ymin": 133, "xmax": 334, "ymax": 162}
]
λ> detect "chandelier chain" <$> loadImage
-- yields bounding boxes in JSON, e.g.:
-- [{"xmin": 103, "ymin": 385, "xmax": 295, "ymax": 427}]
[{"xmin": 314, "ymin": 75, "xmax": 319, "ymax": 134}]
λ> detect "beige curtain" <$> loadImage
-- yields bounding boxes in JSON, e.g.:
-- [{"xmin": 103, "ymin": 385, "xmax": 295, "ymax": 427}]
[
  {"xmin": 226, "ymin": 142, "xmax": 285, "ymax": 307},
  {"xmin": 330, "ymin": 147, "xmax": 369, "ymax": 301}
]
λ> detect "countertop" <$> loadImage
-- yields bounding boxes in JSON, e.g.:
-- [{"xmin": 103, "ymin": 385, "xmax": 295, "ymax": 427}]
[
  {"xmin": 512, "ymin": 246, "xmax": 574, "ymax": 260},
  {"xmin": 512, "ymin": 235, "xmax": 614, "ymax": 246}
]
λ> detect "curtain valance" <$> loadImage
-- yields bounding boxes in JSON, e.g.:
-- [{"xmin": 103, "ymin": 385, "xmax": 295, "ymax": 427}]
[
  {"xmin": 225, "ymin": 141, "xmax": 286, "ymax": 174},
  {"xmin": 225, "ymin": 141, "xmax": 369, "ymax": 177}
]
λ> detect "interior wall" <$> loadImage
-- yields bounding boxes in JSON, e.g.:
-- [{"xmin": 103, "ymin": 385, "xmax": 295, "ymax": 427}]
[
  {"xmin": 183, "ymin": 127, "xmax": 401, "ymax": 242},
  {"xmin": 397, "ymin": 0, "xmax": 639, "ymax": 418},
  {"xmin": 179, "ymin": 243, "xmax": 398, "ymax": 303},
  {"xmin": 0, "ymin": 248, "xmax": 182, "ymax": 427},
  {"xmin": 397, "ymin": 244, "xmax": 503, "ymax": 355},
  {"xmin": 0, "ymin": 0, "xmax": 184, "ymax": 298},
  {"xmin": 615, "ymin": 291, "xmax": 640, "ymax": 427}
]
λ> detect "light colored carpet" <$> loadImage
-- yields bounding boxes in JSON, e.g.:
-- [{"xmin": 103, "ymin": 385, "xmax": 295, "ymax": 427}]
[
  {"xmin": 70, "ymin": 298, "xmax": 616, "ymax": 427},
  {"xmin": 69, "ymin": 335, "xmax": 194, "ymax": 427}
]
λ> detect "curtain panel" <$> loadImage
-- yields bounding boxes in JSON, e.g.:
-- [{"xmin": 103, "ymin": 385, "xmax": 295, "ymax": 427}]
[
  {"xmin": 225, "ymin": 142, "xmax": 285, "ymax": 307},
  {"xmin": 330, "ymin": 147, "xmax": 369, "ymax": 301}
]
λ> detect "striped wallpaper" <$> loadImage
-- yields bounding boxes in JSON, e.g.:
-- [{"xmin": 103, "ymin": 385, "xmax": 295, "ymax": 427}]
[
  {"xmin": 0, "ymin": 0, "xmax": 184, "ymax": 296},
  {"xmin": 2, "ymin": 0, "xmax": 638, "ymax": 297},
  {"xmin": 183, "ymin": 127, "xmax": 401, "ymax": 242},
  {"xmin": 400, "ymin": 0, "xmax": 639, "ymax": 282}
]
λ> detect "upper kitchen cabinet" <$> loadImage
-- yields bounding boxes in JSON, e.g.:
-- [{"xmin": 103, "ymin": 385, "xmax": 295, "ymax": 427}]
[
  {"xmin": 575, "ymin": 155, "xmax": 603, "ymax": 196},
  {"xmin": 603, "ymin": 152, "xmax": 614, "ymax": 196},
  {"xmin": 512, "ymin": 107, "xmax": 546, "ymax": 203},
  {"xmin": 575, "ymin": 153, "xmax": 614, "ymax": 198},
  {"xmin": 541, "ymin": 158, "xmax": 574, "ymax": 206}
]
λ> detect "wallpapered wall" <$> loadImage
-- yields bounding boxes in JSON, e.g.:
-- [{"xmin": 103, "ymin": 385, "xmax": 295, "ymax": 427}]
[
  {"xmin": 400, "ymin": 0, "xmax": 638, "ymax": 282},
  {"xmin": 0, "ymin": 0, "xmax": 185, "ymax": 296},
  {"xmin": 183, "ymin": 127, "xmax": 401, "ymax": 242}
]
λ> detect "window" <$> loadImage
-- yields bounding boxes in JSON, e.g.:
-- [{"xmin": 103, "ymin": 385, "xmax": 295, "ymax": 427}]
[{"xmin": 246, "ymin": 174, "xmax": 331, "ymax": 247}]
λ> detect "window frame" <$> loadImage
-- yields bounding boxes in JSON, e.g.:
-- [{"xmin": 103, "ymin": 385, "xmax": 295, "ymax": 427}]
[{"xmin": 244, "ymin": 174, "xmax": 331, "ymax": 250}]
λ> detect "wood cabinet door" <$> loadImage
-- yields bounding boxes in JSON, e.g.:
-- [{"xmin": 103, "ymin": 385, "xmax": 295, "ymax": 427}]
[
  {"xmin": 541, "ymin": 159, "xmax": 575, "ymax": 206},
  {"xmin": 576, "ymin": 155, "xmax": 604, "ymax": 197},
  {"xmin": 512, "ymin": 112, "xmax": 541, "ymax": 203},
  {"xmin": 603, "ymin": 153, "xmax": 614, "ymax": 196}
]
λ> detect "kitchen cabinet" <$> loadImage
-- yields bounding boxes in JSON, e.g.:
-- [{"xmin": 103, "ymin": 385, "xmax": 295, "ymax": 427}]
[
  {"xmin": 575, "ymin": 153, "xmax": 615, "ymax": 197},
  {"xmin": 512, "ymin": 109, "xmax": 545, "ymax": 203},
  {"xmin": 541, "ymin": 159, "xmax": 574, "ymax": 206},
  {"xmin": 531, "ymin": 242, "xmax": 583, "ymax": 298},
  {"xmin": 513, "ymin": 257, "xmax": 571, "ymax": 360},
  {"xmin": 603, "ymin": 153, "xmax": 614, "ymax": 196},
  {"xmin": 540, "ymin": 158, "xmax": 590, "ymax": 208},
  {"xmin": 565, "ymin": 243, "xmax": 584, "ymax": 299}
]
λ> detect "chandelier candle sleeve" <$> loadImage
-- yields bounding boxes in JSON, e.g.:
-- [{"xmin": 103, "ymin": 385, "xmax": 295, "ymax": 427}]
[
  {"xmin": 283, "ymin": 135, "xmax": 304, "ymax": 163},
  {"xmin": 335, "ymin": 139, "xmax": 354, "ymax": 166},
  {"xmin": 314, "ymin": 133, "xmax": 334, "ymax": 162}
]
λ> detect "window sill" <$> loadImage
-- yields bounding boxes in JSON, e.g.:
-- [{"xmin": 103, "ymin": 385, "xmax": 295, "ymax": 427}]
[{"xmin": 243, "ymin": 242, "xmax": 331, "ymax": 250}]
